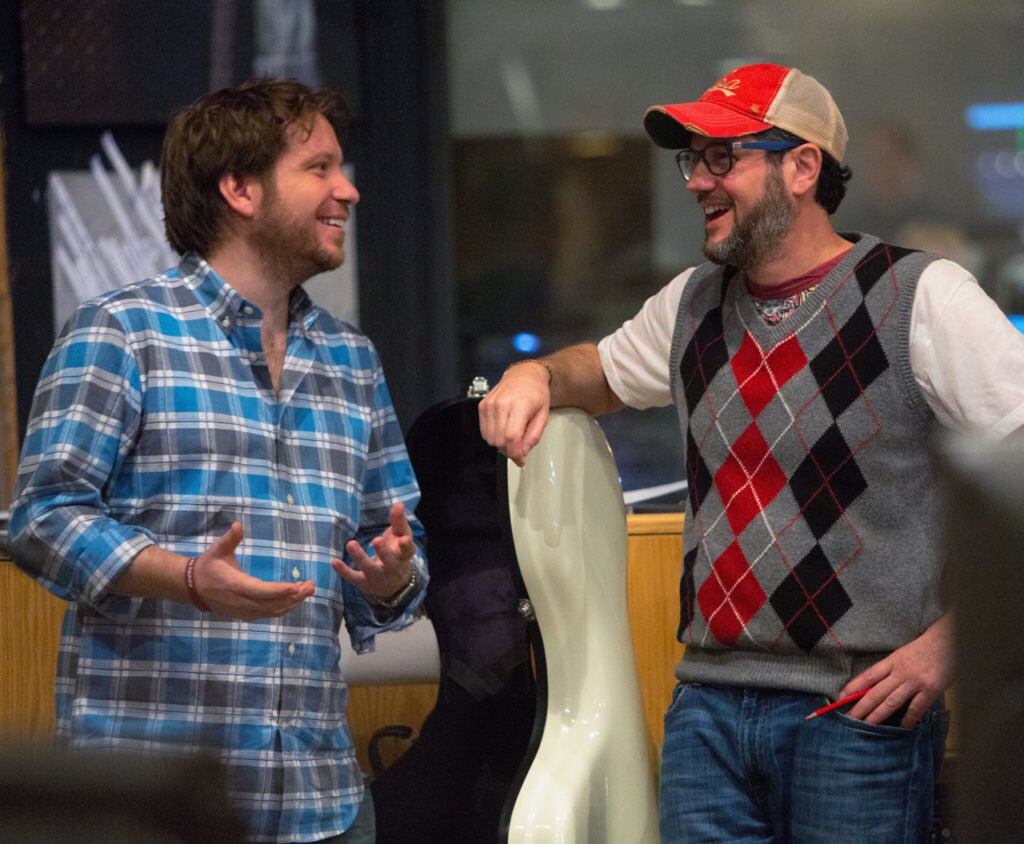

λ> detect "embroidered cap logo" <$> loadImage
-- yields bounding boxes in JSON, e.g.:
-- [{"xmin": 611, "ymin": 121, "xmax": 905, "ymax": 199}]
[{"xmin": 711, "ymin": 78, "xmax": 741, "ymax": 98}]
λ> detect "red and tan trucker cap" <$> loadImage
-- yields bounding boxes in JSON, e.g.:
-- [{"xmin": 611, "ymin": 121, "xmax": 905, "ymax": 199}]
[{"xmin": 643, "ymin": 63, "xmax": 848, "ymax": 163}]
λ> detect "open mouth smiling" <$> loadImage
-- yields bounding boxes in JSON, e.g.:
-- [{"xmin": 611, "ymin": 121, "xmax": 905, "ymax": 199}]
[{"xmin": 703, "ymin": 204, "xmax": 730, "ymax": 223}]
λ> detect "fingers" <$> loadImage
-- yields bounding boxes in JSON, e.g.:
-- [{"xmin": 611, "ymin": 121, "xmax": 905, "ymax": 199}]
[
  {"xmin": 342, "ymin": 538, "xmax": 373, "ymax": 572},
  {"xmin": 849, "ymin": 679, "xmax": 940, "ymax": 728},
  {"xmin": 843, "ymin": 658, "xmax": 902, "ymax": 724},
  {"xmin": 371, "ymin": 504, "xmax": 415, "ymax": 563},
  {"xmin": 840, "ymin": 662, "xmax": 883, "ymax": 702},
  {"xmin": 205, "ymin": 574, "xmax": 315, "ymax": 621},
  {"xmin": 336, "ymin": 523, "xmax": 416, "ymax": 598},
  {"xmin": 839, "ymin": 617, "xmax": 953, "ymax": 728},
  {"xmin": 332, "ymin": 554, "xmax": 401, "ymax": 598},
  {"xmin": 479, "ymin": 396, "xmax": 547, "ymax": 466},
  {"xmin": 514, "ymin": 403, "xmax": 550, "ymax": 465},
  {"xmin": 842, "ymin": 662, "xmax": 943, "ymax": 728},
  {"xmin": 339, "ymin": 535, "xmax": 411, "ymax": 575},
  {"xmin": 387, "ymin": 502, "xmax": 412, "ymax": 539},
  {"xmin": 373, "ymin": 533, "xmax": 416, "ymax": 564},
  {"xmin": 478, "ymin": 366, "xmax": 552, "ymax": 465},
  {"xmin": 332, "ymin": 556, "xmax": 365, "ymax": 588},
  {"xmin": 846, "ymin": 681, "xmax": 900, "ymax": 724},
  {"xmin": 900, "ymin": 691, "xmax": 933, "ymax": 729},
  {"xmin": 194, "ymin": 523, "xmax": 316, "ymax": 620},
  {"xmin": 208, "ymin": 521, "xmax": 244, "ymax": 560},
  {"xmin": 235, "ymin": 581, "xmax": 315, "ymax": 621}
]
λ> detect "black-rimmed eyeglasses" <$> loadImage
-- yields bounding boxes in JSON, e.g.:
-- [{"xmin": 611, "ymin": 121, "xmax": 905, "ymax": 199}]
[{"xmin": 675, "ymin": 140, "xmax": 800, "ymax": 181}]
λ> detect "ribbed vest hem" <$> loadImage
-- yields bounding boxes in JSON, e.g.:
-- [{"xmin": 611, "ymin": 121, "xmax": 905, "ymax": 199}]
[{"xmin": 675, "ymin": 646, "xmax": 889, "ymax": 699}]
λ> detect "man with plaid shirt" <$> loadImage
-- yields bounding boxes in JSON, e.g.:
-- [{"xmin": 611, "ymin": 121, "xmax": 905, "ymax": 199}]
[
  {"xmin": 11, "ymin": 79, "xmax": 426, "ymax": 842},
  {"xmin": 480, "ymin": 63, "xmax": 1024, "ymax": 842}
]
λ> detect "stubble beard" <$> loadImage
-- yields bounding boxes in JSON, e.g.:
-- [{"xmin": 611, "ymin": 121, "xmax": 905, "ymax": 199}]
[
  {"xmin": 253, "ymin": 184, "xmax": 343, "ymax": 287},
  {"xmin": 702, "ymin": 165, "xmax": 795, "ymax": 270}
]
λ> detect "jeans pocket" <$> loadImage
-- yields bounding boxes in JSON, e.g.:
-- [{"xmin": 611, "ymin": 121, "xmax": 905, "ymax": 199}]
[
  {"xmin": 832, "ymin": 697, "xmax": 948, "ymax": 736},
  {"xmin": 832, "ymin": 709, "xmax": 915, "ymax": 736},
  {"xmin": 663, "ymin": 681, "xmax": 698, "ymax": 725}
]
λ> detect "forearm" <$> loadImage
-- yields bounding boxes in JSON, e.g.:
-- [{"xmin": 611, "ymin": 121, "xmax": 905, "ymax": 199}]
[
  {"xmin": 544, "ymin": 343, "xmax": 625, "ymax": 416},
  {"xmin": 110, "ymin": 544, "xmax": 191, "ymax": 603},
  {"xmin": 9, "ymin": 492, "xmax": 154, "ymax": 607}
]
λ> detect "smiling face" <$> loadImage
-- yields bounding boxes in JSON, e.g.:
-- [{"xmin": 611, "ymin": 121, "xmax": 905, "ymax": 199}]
[
  {"xmin": 687, "ymin": 137, "xmax": 796, "ymax": 271},
  {"xmin": 251, "ymin": 113, "xmax": 360, "ymax": 286}
]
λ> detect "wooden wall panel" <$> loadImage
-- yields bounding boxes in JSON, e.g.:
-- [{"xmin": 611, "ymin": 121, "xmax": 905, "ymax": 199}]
[
  {"xmin": 346, "ymin": 683, "xmax": 439, "ymax": 774},
  {"xmin": 625, "ymin": 512, "xmax": 686, "ymax": 765},
  {"xmin": 0, "ymin": 121, "xmax": 19, "ymax": 507},
  {"xmin": 0, "ymin": 562, "xmax": 62, "ymax": 737}
]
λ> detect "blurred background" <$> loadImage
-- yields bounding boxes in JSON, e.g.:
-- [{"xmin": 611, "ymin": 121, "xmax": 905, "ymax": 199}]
[{"xmin": 2, "ymin": 0, "xmax": 1023, "ymax": 498}]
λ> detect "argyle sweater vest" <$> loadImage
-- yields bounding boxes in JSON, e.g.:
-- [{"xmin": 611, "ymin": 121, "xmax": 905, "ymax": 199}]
[{"xmin": 667, "ymin": 234, "xmax": 942, "ymax": 696}]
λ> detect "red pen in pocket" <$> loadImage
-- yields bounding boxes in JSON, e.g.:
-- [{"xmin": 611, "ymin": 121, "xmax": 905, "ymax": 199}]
[{"xmin": 804, "ymin": 687, "xmax": 872, "ymax": 720}]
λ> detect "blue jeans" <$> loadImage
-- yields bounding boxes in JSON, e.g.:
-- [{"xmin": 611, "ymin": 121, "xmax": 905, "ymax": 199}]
[{"xmin": 659, "ymin": 683, "xmax": 948, "ymax": 843}]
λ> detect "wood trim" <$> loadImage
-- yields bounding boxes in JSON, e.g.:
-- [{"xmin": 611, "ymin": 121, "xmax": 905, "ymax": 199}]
[
  {"xmin": 626, "ymin": 514, "xmax": 685, "ymax": 765},
  {"xmin": 626, "ymin": 511, "xmax": 685, "ymax": 536},
  {"xmin": 0, "ymin": 561, "xmax": 61, "ymax": 736},
  {"xmin": 0, "ymin": 119, "xmax": 19, "ymax": 507}
]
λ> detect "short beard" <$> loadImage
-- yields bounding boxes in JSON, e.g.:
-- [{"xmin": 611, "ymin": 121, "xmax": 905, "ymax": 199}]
[
  {"xmin": 253, "ymin": 177, "xmax": 341, "ymax": 287},
  {"xmin": 703, "ymin": 164, "xmax": 795, "ymax": 270}
]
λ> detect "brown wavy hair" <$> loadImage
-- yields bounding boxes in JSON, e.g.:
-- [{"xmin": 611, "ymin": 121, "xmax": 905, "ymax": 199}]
[{"xmin": 160, "ymin": 78, "xmax": 350, "ymax": 257}]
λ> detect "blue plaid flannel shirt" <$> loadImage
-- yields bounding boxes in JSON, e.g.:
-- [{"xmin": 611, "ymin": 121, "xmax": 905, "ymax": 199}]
[{"xmin": 10, "ymin": 254, "xmax": 427, "ymax": 842}]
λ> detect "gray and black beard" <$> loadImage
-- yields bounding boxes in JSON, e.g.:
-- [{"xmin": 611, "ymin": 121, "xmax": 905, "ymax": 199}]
[{"xmin": 703, "ymin": 166, "xmax": 796, "ymax": 270}]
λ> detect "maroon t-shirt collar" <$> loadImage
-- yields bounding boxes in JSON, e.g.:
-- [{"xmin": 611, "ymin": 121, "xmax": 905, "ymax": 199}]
[{"xmin": 746, "ymin": 248, "xmax": 853, "ymax": 299}]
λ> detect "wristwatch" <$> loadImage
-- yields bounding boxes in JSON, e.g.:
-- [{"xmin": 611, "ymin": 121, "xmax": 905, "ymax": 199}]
[{"xmin": 365, "ymin": 567, "xmax": 419, "ymax": 610}]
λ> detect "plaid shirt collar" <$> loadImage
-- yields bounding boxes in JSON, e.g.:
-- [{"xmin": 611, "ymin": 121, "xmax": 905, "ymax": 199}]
[{"xmin": 180, "ymin": 251, "xmax": 321, "ymax": 336}]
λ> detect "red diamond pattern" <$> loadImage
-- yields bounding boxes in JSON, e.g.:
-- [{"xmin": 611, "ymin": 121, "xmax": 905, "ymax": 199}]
[
  {"xmin": 701, "ymin": 333, "xmax": 806, "ymax": 644},
  {"xmin": 732, "ymin": 333, "xmax": 807, "ymax": 418},
  {"xmin": 714, "ymin": 422, "xmax": 788, "ymax": 536},
  {"xmin": 697, "ymin": 540, "xmax": 768, "ymax": 646}
]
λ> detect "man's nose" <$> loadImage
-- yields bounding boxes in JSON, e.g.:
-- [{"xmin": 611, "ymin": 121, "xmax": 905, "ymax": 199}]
[
  {"xmin": 685, "ymin": 160, "xmax": 716, "ymax": 192},
  {"xmin": 335, "ymin": 170, "xmax": 360, "ymax": 205}
]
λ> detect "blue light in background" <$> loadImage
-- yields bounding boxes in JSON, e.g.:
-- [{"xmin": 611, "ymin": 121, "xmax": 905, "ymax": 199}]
[
  {"xmin": 965, "ymin": 103, "xmax": 1024, "ymax": 131},
  {"xmin": 513, "ymin": 332, "xmax": 541, "ymax": 354},
  {"xmin": 1008, "ymin": 315, "xmax": 1024, "ymax": 334}
]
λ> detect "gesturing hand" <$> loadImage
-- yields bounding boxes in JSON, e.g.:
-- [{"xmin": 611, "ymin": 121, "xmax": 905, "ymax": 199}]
[
  {"xmin": 189, "ymin": 522, "xmax": 316, "ymax": 620},
  {"xmin": 332, "ymin": 502, "xmax": 417, "ymax": 599}
]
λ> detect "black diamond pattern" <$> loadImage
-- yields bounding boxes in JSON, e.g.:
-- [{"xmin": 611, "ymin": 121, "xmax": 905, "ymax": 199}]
[
  {"xmin": 769, "ymin": 544, "xmax": 853, "ymax": 653},
  {"xmin": 679, "ymin": 305, "xmax": 729, "ymax": 416},
  {"xmin": 855, "ymin": 243, "xmax": 916, "ymax": 297},
  {"xmin": 685, "ymin": 426, "xmax": 713, "ymax": 517},
  {"xmin": 789, "ymin": 424, "xmax": 867, "ymax": 539},
  {"xmin": 678, "ymin": 546, "xmax": 698, "ymax": 641},
  {"xmin": 809, "ymin": 302, "xmax": 889, "ymax": 419}
]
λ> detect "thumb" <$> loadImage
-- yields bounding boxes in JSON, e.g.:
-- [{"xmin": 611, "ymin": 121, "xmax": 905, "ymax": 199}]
[
  {"xmin": 208, "ymin": 521, "xmax": 244, "ymax": 561},
  {"xmin": 519, "ymin": 406, "xmax": 550, "ymax": 460}
]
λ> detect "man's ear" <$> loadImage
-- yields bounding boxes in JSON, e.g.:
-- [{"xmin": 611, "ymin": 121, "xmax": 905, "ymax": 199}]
[
  {"xmin": 219, "ymin": 172, "xmax": 260, "ymax": 218},
  {"xmin": 789, "ymin": 144, "xmax": 823, "ymax": 200}
]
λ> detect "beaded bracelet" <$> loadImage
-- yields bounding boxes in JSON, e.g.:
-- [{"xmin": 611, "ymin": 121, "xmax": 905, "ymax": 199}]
[
  {"xmin": 184, "ymin": 556, "xmax": 210, "ymax": 612},
  {"xmin": 506, "ymin": 359, "xmax": 552, "ymax": 384}
]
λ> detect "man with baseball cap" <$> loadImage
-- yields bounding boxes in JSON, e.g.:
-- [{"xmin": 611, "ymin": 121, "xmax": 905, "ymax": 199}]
[{"xmin": 479, "ymin": 62, "xmax": 1024, "ymax": 841}]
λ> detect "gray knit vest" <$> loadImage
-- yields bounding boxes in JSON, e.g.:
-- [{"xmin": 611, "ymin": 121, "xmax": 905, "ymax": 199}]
[{"xmin": 667, "ymin": 233, "xmax": 942, "ymax": 696}]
